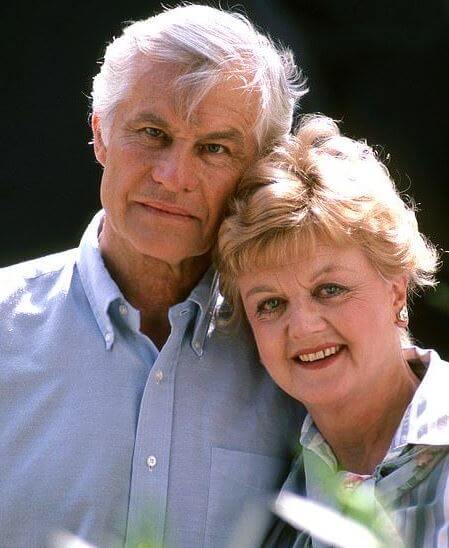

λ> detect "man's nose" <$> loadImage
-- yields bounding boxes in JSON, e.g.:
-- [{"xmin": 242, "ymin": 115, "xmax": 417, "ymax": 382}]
[
  {"xmin": 151, "ymin": 145, "xmax": 199, "ymax": 193},
  {"xmin": 287, "ymin": 301, "xmax": 327, "ymax": 338}
]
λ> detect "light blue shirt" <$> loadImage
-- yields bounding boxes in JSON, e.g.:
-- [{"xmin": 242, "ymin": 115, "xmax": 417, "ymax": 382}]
[
  {"xmin": 0, "ymin": 211, "xmax": 302, "ymax": 548},
  {"xmin": 268, "ymin": 347, "xmax": 449, "ymax": 547}
]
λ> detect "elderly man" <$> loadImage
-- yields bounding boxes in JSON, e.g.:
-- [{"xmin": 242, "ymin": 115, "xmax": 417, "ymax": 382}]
[{"xmin": 0, "ymin": 5, "xmax": 306, "ymax": 547}]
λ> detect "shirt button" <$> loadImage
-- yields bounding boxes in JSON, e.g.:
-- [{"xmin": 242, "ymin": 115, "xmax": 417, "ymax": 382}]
[
  {"xmin": 119, "ymin": 304, "xmax": 128, "ymax": 316},
  {"xmin": 105, "ymin": 332, "xmax": 113, "ymax": 343},
  {"xmin": 146, "ymin": 455, "xmax": 157, "ymax": 470},
  {"xmin": 155, "ymin": 370, "xmax": 164, "ymax": 384}
]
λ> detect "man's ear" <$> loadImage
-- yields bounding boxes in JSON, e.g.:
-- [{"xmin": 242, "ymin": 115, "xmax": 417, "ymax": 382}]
[{"xmin": 92, "ymin": 113, "xmax": 107, "ymax": 167}]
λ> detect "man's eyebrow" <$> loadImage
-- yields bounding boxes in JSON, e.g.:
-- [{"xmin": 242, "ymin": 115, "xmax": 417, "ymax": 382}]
[
  {"xmin": 132, "ymin": 111, "xmax": 169, "ymax": 129},
  {"xmin": 131, "ymin": 112, "xmax": 246, "ymax": 147},
  {"xmin": 201, "ymin": 129, "xmax": 245, "ymax": 147}
]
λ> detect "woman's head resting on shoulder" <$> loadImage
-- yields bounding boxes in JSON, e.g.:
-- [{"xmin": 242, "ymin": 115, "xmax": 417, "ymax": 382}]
[{"xmin": 216, "ymin": 114, "xmax": 439, "ymax": 406}]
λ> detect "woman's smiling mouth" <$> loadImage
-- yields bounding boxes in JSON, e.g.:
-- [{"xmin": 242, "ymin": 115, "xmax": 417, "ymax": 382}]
[{"xmin": 292, "ymin": 344, "xmax": 345, "ymax": 368}]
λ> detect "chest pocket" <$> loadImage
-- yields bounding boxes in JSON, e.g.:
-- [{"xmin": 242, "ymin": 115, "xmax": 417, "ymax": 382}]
[{"xmin": 204, "ymin": 447, "xmax": 289, "ymax": 547}]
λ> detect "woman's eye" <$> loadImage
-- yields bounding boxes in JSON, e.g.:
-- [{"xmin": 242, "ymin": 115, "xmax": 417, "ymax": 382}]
[
  {"xmin": 315, "ymin": 284, "xmax": 347, "ymax": 298},
  {"xmin": 256, "ymin": 298, "xmax": 284, "ymax": 316}
]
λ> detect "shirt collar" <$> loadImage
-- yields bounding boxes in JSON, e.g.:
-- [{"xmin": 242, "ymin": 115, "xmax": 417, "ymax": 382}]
[
  {"xmin": 300, "ymin": 414, "xmax": 339, "ymax": 470},
  {"xmin": 390, "ymin": 346, "xmax": 449, "ymax": 449},
  {"xmin": 300, "ymin": 346, "xmax": 449, "ymax": 467},
  {"xmin": 76, "ymin": 210, "xmax": 219, "ymax": 354},
  {"xmin": 76, "ymin": 210, "xmax": 127, "ymax": 349},
  {"xmin": 186, "ymin": 267, "xmax": 220, "ymax": 357}
]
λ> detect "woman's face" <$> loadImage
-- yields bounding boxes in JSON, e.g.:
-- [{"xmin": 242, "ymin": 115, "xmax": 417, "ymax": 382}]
[{"xmin": 237, "ymin": 241, "xmax": 408, "ymax": 409}]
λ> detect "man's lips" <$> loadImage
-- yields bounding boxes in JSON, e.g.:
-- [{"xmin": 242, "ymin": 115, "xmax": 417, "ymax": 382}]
[{"xmin": 137, "ymin": 201, "xmax": 196, "ymax": 219}]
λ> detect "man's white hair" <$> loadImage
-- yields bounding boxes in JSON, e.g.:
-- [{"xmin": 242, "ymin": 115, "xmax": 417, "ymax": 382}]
[{"xmin": 91, "ymin": 4, "xmax": 307, "ymax": 151}]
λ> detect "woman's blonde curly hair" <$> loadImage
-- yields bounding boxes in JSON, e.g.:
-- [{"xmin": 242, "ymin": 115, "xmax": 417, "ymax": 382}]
[{"xmin": 216, "ymin": 114, "xmax": 439, "ymax": 342}]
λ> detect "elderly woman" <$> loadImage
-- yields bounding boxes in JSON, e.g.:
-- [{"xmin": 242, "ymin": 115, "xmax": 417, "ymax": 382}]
[{"xmin": 217, "ymin": 115, "xmax": 449, "ymax": 547}]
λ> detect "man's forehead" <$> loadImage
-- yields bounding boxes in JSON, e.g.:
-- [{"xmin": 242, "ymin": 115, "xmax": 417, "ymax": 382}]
[{"xmin": 128, "ymin": 62, "xmax": 260, "ymax": 121}]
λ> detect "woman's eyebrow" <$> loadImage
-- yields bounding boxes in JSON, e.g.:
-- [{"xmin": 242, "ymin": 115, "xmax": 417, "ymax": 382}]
[
  {"xmin": 310, "ymin": 264, "xmax": 354, "ymax": 282},
  {"xmin": 244, "ymin": 285, "xmax": 276, "ymax": 299}
]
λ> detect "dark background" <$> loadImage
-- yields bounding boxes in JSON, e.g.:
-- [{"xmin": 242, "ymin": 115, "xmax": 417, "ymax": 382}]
[{"xmin": 1, "ymin": 1, "xmax": 448, "ymax": 354}]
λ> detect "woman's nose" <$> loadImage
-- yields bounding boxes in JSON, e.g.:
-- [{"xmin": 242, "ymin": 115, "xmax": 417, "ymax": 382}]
[{"xmin": 287, "ymin": 302, "xmax": 327, "ymax": 338}]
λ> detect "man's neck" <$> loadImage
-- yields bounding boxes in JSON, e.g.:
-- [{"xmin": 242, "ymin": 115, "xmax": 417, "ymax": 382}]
[{"xmin": 99, "ymin": 228, "xmax": 210, "ymax": 348}]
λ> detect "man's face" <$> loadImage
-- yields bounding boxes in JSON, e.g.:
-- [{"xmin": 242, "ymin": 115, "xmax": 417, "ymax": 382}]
[{"xmin": 93, "ymin": 64, "xmax": 259, "ymax": 267}]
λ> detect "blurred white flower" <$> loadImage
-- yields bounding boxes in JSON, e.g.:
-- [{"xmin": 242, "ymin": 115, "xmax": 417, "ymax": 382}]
[
  {"xmin": 49, "ymin": 530, "xmax": 97, "ymax": 548},
  {"xmin": 273, "ymin": 491, "xmax": 383, "ymax": 548}
]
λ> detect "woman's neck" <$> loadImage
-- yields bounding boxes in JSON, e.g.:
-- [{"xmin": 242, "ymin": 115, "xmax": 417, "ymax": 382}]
[{"xmin": 308, "ymin": 360, "xmax": 420, "ymax": 475}]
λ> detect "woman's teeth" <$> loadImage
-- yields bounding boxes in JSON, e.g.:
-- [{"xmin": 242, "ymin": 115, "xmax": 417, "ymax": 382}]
[{"xmin": 298, "ymin": 345, "xmax": 341, "ymax": 363}]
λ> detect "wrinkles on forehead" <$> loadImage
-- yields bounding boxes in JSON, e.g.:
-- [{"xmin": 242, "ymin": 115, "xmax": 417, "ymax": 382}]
[
  {"xmin": 133, "ymin": 57, "xmax": 260, "ymax": 130},
  {"xmin": 107, "ymin": 58, "xmax": 260, "ymax": 163}
]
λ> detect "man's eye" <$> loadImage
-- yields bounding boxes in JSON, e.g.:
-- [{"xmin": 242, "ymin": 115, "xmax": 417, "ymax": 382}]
[
  {"xmin": 256, "ymin": 297, "xmax": 284, "ymax": 316},
  {"xmin": 314, "ymin": 284, "xmax": 347, "ymax": 298},
  {"xmin": 204, "ymin": 143, "xmax": 226, "ymax": 154},
  {"xmin": 144, "ymin": 127, "xmax": 165, "ymax": 138}
]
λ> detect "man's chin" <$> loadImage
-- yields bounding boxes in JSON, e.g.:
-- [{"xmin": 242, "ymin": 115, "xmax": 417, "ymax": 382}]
[{"xmin": 133, "ymin": 239, "xmax": 212, "ymax": 268}]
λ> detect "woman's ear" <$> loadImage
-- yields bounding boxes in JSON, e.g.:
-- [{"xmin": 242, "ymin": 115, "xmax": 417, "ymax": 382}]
[
  {"xmin": 92, "ymin": 113, "xmax": 107, "ymax": 167},
  {"xmin": 391, "ymin": 274, "xmax": 409, "ymax": 327}
]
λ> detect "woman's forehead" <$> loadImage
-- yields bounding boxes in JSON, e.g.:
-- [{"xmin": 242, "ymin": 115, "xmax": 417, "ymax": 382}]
[
  {"xmin": 239, "ymin": 233, "xmax": 340, "ymax": 270},
  {"xmin": 238, "ymin": 239, "xmax": 374, "ymax": 282}
]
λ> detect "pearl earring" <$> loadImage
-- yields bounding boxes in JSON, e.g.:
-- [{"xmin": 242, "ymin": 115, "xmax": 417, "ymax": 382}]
[{"xmin": 397, "ymin": 305, "xmax": 409, "ymax": 324}]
